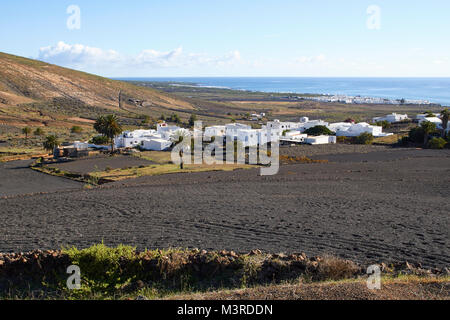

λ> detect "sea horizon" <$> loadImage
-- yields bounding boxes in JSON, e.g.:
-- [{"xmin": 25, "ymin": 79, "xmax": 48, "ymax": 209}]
[{"xmin": 115, "ymin": 77, "xmax": 450, "ymax": 106}]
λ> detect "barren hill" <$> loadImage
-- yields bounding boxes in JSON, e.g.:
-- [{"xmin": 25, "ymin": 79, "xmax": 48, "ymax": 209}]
[{"xmin": 0, "ymin": 52, "xmax": 195, "ymax": 130}]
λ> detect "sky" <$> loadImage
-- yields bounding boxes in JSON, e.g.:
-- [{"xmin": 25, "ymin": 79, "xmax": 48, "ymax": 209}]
[{"xmin": 0, "ymin": 0, "xmax": 449, "ymax": 77}]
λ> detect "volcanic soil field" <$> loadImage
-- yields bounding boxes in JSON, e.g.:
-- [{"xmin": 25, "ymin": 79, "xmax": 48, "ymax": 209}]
[{"xmin": 0, "ymin": 146, "xmax": 449, "ymax": 268}]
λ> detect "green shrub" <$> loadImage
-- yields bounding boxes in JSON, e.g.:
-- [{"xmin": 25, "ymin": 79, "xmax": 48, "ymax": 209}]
[
  {"xmin": 354, "ymin": 132, "xmax": 374, "ymax": 145},
  {"xmin": 304, "ymin": 125, "xmax": 335, "ymax": 136},
  {"xmin": 90, "ymin": 135, "xmax": 109, "ymax": 145},
  {"xmin": 63, "ymin": 243, "xmax": 138, "ymax": 294},
  {"xmin": 428, "ymin": 137, "xmax": 447, "ymax": 149},
  {"xmin": 71, "ymin": 126, "xmax": 83, "ymax": 134}
]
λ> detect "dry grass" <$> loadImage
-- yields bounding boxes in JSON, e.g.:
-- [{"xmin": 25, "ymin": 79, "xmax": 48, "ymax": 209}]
[
  {"xmin": 90, "ymin": 162, "xmax": 254, "ymax": 181},
  {"xmin": 166, "ymin": 276, "xmax": 450, "ymax": 300},
  {"xmin": 315, "ymin": 255, "xmax": 361, "ymax": 281},
  {"xmin": 373, "ymin": 133, "xmax": 404, "ymax": 145},
  {"xmin": 135, "ymin": 151, "xmax": 173, "ymax": 164},
  {"xmin": 280, "ymin": 155, "xmax": 328, "ymax": 164}
]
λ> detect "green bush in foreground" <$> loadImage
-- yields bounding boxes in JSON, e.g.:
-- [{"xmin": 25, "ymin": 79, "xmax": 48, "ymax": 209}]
[{"xmin": 63, "ymin": 243, "xmax": 139, "ymax": 296}]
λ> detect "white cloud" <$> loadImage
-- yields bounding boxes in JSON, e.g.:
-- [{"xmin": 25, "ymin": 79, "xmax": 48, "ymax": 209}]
[
  {"xmin": 38, "ymin": 41, "xmax": 121, "ymax": 66},
  {"xmin": 37, "ymin": 41, "xmax": 242, "ymax": 73}
]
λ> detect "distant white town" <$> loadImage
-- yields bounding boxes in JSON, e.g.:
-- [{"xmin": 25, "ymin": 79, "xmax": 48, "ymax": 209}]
[{"xmin": 301, "ymin": 95, "xmax": 433, "ymax": 105}]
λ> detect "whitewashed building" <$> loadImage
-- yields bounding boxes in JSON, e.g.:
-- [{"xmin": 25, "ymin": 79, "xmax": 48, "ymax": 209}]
[
  {"xmin": 417, "ymin": 116, "xmax": 443, "ymax": 129},
  {"xmin": 141, "ymin": 138, "xmax": 173, "ymax": 151},
  {"xmin": 204, "ymin": 125, "xmax": 226, "ymax": 141},
  {"xmin": 114, "ymin": 130, "xmax": 159, "ymax": 148},
  {"xmin": 236, "ymin": 129, "xmax": 259, "ymax": 147},
  {"xmin": 281, "ymin": 131, "xmax": 308, "ymax": 142},
  {"xmin": 297, "ymin": 119, "xmax": 330, "ymax": 133},
  {"xmin": 305, "ymin": 135, "xmax": 337, "ymax": 145},
  {"xmin": 328, "ymin": 122, "xmax": 390, "ymax": 137},
  {"xmin": 373, "ymin": 113, "xmax": 409, "ymax": 123},
  {"xmin": 226, "ymin": 123, "xmax": 252, "ymax": 141},
  {"xmin": 266, "ymin": 120, "xmax": 302, "ymax": 132}
]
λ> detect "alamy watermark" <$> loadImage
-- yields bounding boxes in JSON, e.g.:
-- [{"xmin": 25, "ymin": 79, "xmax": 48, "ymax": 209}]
[
  {"xmin": 67, "ymin": 5, "xmax": 81, "ymax": 30},
  {"xmin": 170, "ymin": 121, "xmax": 279, "ymax": 176},
  {"xmin": 67, "ymin": 265, "xmax": 81, "ymax": 290},
  {"xmin": 366, "ymin": 5, "xmax": 381, "ymax": 30},
  {"xmin": 366, "ymin": 264, "xmax": 381, "ymax": 290}
]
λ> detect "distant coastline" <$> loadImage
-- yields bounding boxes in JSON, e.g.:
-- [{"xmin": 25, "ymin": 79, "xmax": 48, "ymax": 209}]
[{"xmin": 115, "ymin": 77, "xmax": 450, "ymax": 106}]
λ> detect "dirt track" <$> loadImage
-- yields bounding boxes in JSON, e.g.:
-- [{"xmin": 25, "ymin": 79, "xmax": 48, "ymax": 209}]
[
  {"xmin": 169, "ymin": 280, "xmax": 450, "ymax": 300},
  {"xmin": 0, "ymin": 148, "xmax": 449, "ymax": 268}
]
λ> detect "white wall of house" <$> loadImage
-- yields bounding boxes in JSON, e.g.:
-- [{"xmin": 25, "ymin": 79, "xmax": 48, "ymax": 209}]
[
  {"xmin": 204, "ymin": 126, "xmax": 226, "ymax": 140},
  {"xmin": 226, "ymin": 123, "xmax": 252, "ymax": 140},
  {"xmin": 373, "ymin": 113, "xmax": 409, "ymax": 123},
  {"xmin": 141, "ymin": 138, "xmax": 173, "ymax": 151},
  {"xmin": 329, "ymin": 122, "xmax": 385, "ymax": 137},
  {"xmin": 418, "ymin": 117, "xmax": 443, "ymax": 129},
  {"xmin": 258, "ymin": 127, "xmax": 282, "ymax": 144},
  {"xmin": 305, "ymin": 135, "xmax": 336, "ymax": 145},
  {"xmin": 236, "ymin": 129, "xmax": 259, "ymax": 147},
  {"xmin": 114, "ymin": 130, "xmax": 159, "ymax": 148},
  {"xmin": 297, "ymin": 120, "xmax": 330, "ymax": 133},
  {"xmin": 281, "ymin": 131, "xmax": 307, "ymax": 142},
  {"xmin": 416, "ymin": 113, "xmax": 440, "ymax": 121}
]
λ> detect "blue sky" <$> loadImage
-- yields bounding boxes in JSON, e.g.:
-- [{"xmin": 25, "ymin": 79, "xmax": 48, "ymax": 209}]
[{"xmin": 1, "ymin": 0, "xmax": 449, "ymax": 77}]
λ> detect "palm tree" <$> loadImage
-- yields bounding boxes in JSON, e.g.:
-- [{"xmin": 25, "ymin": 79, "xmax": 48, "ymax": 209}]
[
  {"xmin": 43, "ymin": 135, "xmax": 60, "ymax": 155},
  {"xmin": 94, "ymin": 115, "xmax": 123, "ymax": 152},
  {"xmin": 420, "ymin": 121, "xmax": 437, "ymax": 146},
  {"xmin": 440, "ymin": 108, "xmax": 449, "ymax": 137},
  {"xmin": 22, "ymin": 127, "xmax": 31, "ymax": 139}
]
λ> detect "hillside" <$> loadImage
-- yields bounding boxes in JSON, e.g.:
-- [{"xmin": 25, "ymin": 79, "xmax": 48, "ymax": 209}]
[{"xmin": 0, "ymin": 52, "xmax": 195, "ymax": 129}]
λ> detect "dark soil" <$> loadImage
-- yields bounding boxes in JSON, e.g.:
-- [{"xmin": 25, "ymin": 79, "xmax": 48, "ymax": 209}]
[
  {"xmin": 0, "ymin": 160, "xmax": 82, "ymax": 197},
  {"xmin": 0, "ymin": 148, "xmax": 448, "ymax": 268},
  {"xmin": 49, "ymin": 155, "xmax": 154, "ymax": 175}
]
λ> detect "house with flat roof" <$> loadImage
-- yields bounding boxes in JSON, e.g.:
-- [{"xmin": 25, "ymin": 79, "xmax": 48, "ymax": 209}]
[{"xmin": 373, "ymin": 113, "xmax": 409, "ymax": 123}]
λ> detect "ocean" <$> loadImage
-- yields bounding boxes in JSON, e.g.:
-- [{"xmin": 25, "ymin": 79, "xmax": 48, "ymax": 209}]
[{"xmin": 117, "ymin": 77, "xmax": 450, "ymax": 106}]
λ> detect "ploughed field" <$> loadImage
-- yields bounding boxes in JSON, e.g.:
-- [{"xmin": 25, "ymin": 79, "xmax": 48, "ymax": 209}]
[
  {"xmin": 0, "ymin": 160, "xmax": 82, "ymax": 197},
  {"xmin": 0, "ymin": 147, "xmax": 449, "ymax": 268},
  {"xmin": 50, "ymin": 155, "xmax": 155, "ymax": 175}
]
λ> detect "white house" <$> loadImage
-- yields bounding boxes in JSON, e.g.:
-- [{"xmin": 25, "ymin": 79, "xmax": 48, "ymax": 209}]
[
  {"xmin": 259, "ymin": 126, "xmax": 282, "ymax": 144},
  {"xmin": 204, "ymin": 125, "xmax": 226, "ymax": 141},
  {"xmin": 418, "ymin": 116, "xmax": 443, "ymax": 129},
  {"xmin": 141, "ymin": 138, "xmax": 173, "ymax": 151},
  {"xmin": 114, "ymin": 130, "xmax": 159, "ymax": 148},
  {"xmin": 305, "ymin": 135, "xmax": 337, "ymax": 145},
  {"xmin": 328, "ymin": 122, "xmax": 389, "ymax": 137},
  {"xmin": 236, "ymin": 129, "xmax": 259, "ymax": 147},
  {"xmin": 416, "ymin": 113, "xmax": 440, "ymax": 121},
  {"xmin": 225, "ymin": 123, "xmax": 252, "ymax": 141},
  {"xmin": 281, "ymin": 131, "xmax": 308, "ymax": 142},
  {"xmin": 156, "ymin": 122, "xmax": 190, "ymax": 141},
  {"xmin": 266, "ymin": 120, "xmax": 302, "ymax": 132},
  {"xmin": 297, "ymin": 119, "xmax": 330, "ymax": 133},
  {"xmin": 373, "ymin": 113, "xmax": 409, "ymax": 123}
]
